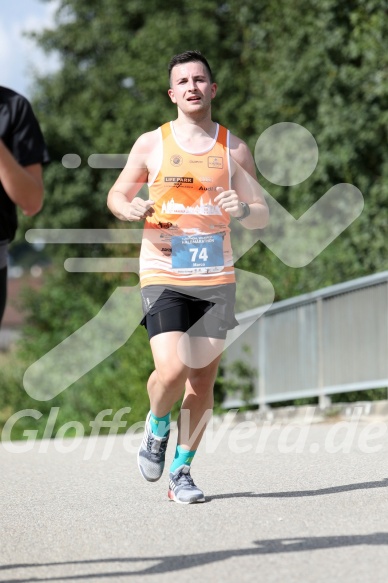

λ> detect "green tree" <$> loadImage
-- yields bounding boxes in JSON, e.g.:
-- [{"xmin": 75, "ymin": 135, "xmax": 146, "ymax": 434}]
[{"xmin": 234, "ymin": 0, "xmax": 388, "ymax": 298}]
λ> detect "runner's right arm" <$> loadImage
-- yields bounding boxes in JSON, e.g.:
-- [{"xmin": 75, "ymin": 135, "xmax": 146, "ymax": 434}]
[{"xmin": 107, "ymin": 131, "xmax": 157, "ymax": 222}]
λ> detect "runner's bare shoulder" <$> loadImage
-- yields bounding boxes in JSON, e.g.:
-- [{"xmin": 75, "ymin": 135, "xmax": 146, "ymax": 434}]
[{"xmin": 229, "ymin": 133, "xmax": 256, "ymax": 177}]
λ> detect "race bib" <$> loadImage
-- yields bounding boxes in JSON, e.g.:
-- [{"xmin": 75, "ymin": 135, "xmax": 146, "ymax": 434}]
[{"xmin": 171, "ymin": 233, "xmax": 224, "ymax": 273}]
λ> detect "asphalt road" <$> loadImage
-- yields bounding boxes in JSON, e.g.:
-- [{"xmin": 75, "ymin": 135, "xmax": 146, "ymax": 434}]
[{"xmin": 1, "ymin": 413, "xmax": 388, "ymax": 583}]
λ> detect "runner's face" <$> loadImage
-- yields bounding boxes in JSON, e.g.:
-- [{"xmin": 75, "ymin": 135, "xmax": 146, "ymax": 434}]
[{"xmin": 168, "ymin": 61, "xmax": 217, "ymax": 114}]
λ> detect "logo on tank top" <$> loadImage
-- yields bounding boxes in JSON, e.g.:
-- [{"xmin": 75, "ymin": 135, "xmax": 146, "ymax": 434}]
[
  {"xmin": 164, "ymin": 177, "xmax": 194, "ymax": 183},
  {"xmin": 157, "ymin": 221, "xmax": 173, "ymax": 229},
  {"xmin": 170, "ymin": 154, "xmax": 183, "ymax": 167},
  {"xmin": 208, "ymin": 156, "xmax": 223, "ymax": 169},
  {"xmin": 164, "ymin": 176, "xmax": 194, "ymax": 189}
]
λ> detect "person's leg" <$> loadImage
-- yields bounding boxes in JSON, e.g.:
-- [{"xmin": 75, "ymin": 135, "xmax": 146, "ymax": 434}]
[
  {"xmin": 149, "ymin": 332, "xmax": 223, "ymax": 452},
  {"xmin": 138, "ymin": 291, "xmax": 230, "ymax": 496},
  {"xmin": 137, "ymin": 330, "xmax": 190, "ymax": 482},
  {"xmin": 168, "ymin": 336, "xmax": 224, "ymax": 504},
  {"xmin": 147, "ymin": 331, "xmax": 190, "ymax": 416},
  {"xmin": 178, "ymin": 340, "xmax": 223, "ymax": 451}
]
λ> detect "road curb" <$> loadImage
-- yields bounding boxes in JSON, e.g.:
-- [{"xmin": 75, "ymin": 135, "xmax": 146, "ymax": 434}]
[{"xmin": 214, "ymin": 400, "xmax": 388, "ymax": 426}]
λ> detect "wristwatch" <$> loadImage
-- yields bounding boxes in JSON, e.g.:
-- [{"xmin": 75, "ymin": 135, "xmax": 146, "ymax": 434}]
[{"xmin": 236, "ymin": 201, "xmax": 251, "ymax": 221}]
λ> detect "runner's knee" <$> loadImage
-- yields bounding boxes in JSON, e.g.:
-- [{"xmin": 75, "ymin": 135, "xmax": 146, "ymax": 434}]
[{"xmin": 156, "ymin": 365, "xmax": 187, "ymax": 393}]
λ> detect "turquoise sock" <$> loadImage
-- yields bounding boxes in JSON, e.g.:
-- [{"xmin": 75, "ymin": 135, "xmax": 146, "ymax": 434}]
[
  {"xmin": 149, "ymin": 411, "xmax": 170, "ymax": 437},
  {"xmin": 170, "ymin": 445, "xmax": 197, "ymax": 473}
]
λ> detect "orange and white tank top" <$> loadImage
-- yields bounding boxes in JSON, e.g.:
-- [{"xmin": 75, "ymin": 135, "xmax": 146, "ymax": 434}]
[{"xmin": 139, "ymin": 121, "xmax": 235, "ymax": 288}]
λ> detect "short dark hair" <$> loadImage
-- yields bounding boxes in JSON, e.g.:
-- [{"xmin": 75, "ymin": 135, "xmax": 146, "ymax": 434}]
[{"xmin": 168, "ymin": 50, "xmax": 214, "ymax": 85}]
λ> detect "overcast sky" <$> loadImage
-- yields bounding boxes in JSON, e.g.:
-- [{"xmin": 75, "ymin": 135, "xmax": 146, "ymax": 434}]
[{"xmin": 0, "ymin": 0, "xmax": 60, "ymax": 98}]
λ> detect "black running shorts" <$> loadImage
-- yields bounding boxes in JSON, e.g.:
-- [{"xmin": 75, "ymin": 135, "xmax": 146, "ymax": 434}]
[{"xmin": 140, "ymin": 284, "xmax": 238, "ymax": 340}]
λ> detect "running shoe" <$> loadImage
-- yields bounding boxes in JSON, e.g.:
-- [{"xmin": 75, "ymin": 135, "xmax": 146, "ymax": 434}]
[
  {"xmin": 168, "ymin": 464, "xmax": 205, "ymax": 504},
  {"xmin": 137, "ymin": 412, "xmax": 170, "ymax": 482}
]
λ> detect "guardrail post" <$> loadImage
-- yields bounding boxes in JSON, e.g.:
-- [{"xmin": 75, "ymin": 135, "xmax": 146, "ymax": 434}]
[{"xmin": 317, "ymin": 296, "xmax": 331, "ymax": 409}]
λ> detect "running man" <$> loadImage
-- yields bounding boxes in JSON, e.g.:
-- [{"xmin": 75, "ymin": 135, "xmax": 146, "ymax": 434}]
[{"xmin": 107, "ymin": 50, "xmax": 268, "ymax": 504}]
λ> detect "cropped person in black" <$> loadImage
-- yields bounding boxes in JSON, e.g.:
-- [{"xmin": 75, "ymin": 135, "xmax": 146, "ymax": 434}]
[{"xmin": 0, "ymin": 86, "xmax": 49, "ymax": 325}]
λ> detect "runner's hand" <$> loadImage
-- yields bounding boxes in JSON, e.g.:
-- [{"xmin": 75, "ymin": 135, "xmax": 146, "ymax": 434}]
[
  {"xmin": 120, "ymin": 198, "xmax": 155, "ymax": 221},
  {"xmin": 214, "ymin": 187, "xmax": 242, "ymax": 218}
]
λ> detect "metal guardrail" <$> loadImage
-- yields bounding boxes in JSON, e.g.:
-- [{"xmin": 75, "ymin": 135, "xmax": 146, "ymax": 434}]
[{"xmin": 223, "ymin": 271, "xmax": 388, "ymax": 408}]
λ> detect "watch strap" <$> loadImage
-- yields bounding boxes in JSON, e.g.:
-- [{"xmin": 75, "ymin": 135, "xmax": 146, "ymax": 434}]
[{"xmin": 236, "ymin": 202, "xmax": 250, "ymax": 221}]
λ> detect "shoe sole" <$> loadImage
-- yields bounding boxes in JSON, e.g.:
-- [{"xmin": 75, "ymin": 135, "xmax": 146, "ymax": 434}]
[{"xmin": 168, "ymin": 489, "xmax": 206, "ymax": 504}]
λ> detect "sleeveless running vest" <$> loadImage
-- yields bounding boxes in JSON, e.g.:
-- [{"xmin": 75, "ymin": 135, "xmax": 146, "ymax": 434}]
[{"xmin": 139, "ymin": 122, "xmax": 235, "ymax": 288}]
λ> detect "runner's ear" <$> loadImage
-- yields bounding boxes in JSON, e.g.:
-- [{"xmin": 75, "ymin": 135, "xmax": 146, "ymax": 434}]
[{"xmin": 168, "ymin": 89, "xmax": 176, "ymax": 103}]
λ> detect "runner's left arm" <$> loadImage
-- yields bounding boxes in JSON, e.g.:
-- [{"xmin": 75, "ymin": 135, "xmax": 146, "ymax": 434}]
[{"xmin": 214, "ymin": 136, "xmax": 268, "ymax": 230}]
